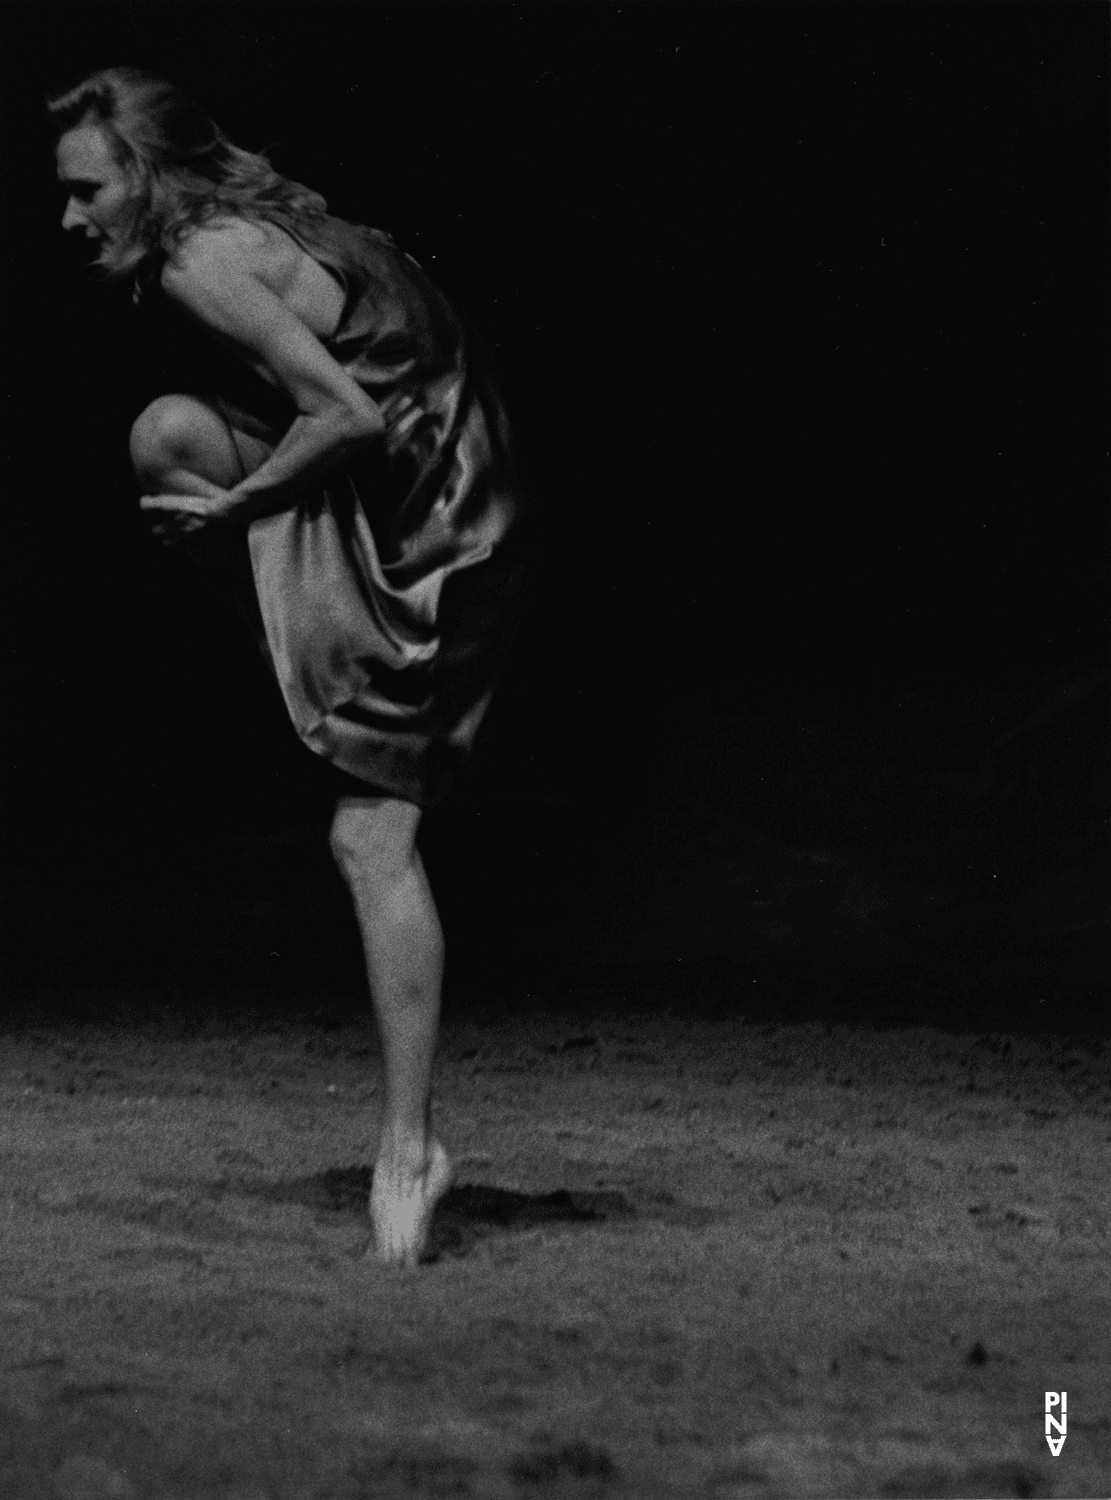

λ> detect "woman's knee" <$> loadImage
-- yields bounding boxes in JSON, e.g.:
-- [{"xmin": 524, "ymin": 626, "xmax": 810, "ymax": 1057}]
[
  {"xmin": 329, "ymin": 797, "xmax": 422, "ymax": 886},
  {"xmin": 129, "ymin": 394, "xmax": 242, "ymax": 489}
]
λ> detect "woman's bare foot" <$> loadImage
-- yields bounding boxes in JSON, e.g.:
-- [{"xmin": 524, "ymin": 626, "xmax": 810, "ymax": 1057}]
[{"xmin": 369, "ymin": 1136, "xmax": 453, "ymax": 1269}]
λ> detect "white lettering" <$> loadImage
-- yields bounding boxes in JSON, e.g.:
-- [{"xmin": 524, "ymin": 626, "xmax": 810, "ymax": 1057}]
[{"xmin": 1045, "ymin": 1392, "xmax": 1067, "ymax": 1454}]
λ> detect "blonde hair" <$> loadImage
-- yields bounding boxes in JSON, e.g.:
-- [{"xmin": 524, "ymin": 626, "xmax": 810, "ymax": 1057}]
[{"xmin": 48, "ymin": 67, "xmax": 328, "ymax": 286}]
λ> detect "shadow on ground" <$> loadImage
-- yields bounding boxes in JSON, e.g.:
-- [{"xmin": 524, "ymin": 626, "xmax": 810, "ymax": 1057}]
[{"xmin": 161, "ymin": 1168, "xmax": 726, "ymax": 1264}]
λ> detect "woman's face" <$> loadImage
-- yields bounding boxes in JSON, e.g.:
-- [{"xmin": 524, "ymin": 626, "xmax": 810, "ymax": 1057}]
[{"xmin": 56, "ymin": 122, "xmax": 134, "ymax": 243}]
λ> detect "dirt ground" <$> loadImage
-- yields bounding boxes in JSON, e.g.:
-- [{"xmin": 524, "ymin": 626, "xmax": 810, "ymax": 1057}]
[
  {"xmin": 2, "ymin": 689, "xmax": 1108, "ymax": 1498},
  {"xmin": 1, "ymin": 986, "xmax": 1108, "ymax": 1500}
]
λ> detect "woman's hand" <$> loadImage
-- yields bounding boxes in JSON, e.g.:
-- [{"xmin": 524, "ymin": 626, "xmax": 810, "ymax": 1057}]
[{"xmin": 140, "ymin": 487, "xmax": 239, "ymax": 543}]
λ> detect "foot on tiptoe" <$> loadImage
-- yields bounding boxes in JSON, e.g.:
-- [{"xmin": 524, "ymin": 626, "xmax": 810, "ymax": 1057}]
[{"xmin": 369, "ymin": 1136, "xmax": 453, "ymax": 1269}]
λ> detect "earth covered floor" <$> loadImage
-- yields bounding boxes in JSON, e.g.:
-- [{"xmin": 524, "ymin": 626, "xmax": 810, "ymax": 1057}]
[
  {"xmin": 2, "ymin": 686, "xmax": 1108, "ymax": 1498},
  {"xmin": 0, "ymin": 990, "xmax": 1108, "ymax": 1499}
]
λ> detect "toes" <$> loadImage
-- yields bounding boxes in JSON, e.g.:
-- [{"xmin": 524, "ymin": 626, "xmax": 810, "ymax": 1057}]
[{"xmin": 373, "ymin": 1216, "xmax": 426, "ymax": 1270}]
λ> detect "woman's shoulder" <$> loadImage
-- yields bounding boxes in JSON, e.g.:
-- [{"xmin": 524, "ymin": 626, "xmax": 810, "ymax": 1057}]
[{"xmin": 161, "ymin": 217, "xmax": 291, "ymax": 285}]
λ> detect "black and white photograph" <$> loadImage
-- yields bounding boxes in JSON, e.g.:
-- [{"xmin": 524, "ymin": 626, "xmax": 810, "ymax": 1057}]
[{"xmin": 0, "ymin": 1, "xmax": 1107, "ymax": 1495}]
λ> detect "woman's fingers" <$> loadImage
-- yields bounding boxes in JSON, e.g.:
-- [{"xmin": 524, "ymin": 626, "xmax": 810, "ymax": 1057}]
[
  {"xmin": 394, "ymin": 406, "xmax": 424, "ymax": 439},
  {"xmin": 143, "ymin": 497, "xmax": 214, "ymax": 546},
  {"xmin": 140, "ymin": 491, "xmax": 233, "ymax": 546},
  {"xmin": 382, "ymin": 392, "xmax": 424, "ymax": 437},
  {"xmin": 381, "ymin": 391, "xmax": 414, "ymax": 419},
  {"xmin": 149, "ymin": 514, "xmax": 207, "ymax": 543}
]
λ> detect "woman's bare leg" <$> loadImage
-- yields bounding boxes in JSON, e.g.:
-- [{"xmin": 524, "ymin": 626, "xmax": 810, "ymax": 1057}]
[
  {"xmin": 131, "ymin": 395, "xmax": 452, "ymax": 1264},
  {"xmin": 130, "ymin": 393, "xmax": 272, "ymax": 494},
  {"xmin": 330, "ymin": 796, "xmax": 452, "ymax": 1268}
]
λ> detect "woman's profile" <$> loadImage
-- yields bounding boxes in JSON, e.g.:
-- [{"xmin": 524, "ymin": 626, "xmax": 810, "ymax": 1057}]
[{"xmin": 51, "ymin": 67, "xmax": 529, "ymax": 1268}]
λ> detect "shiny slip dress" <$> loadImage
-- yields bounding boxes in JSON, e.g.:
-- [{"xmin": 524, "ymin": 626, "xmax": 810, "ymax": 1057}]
[{"xmin": 187, "ymin": 212, "xmax": 530, "ymax": 809}]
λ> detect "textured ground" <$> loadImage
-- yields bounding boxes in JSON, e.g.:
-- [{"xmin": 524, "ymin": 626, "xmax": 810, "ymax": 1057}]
[
  {"xmin": 2, "ymin": 687, "xmax": 1107, "ymax": 1497},
  {"xmin": 1, "ymin": 989, "xmax": 1109, "ymax": 1500}
]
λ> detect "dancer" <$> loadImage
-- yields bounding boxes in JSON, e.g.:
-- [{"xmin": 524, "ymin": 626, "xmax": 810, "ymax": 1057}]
[{"xmin": 51, "ymin": 68, "xmax": 529, "ymax": 1268}]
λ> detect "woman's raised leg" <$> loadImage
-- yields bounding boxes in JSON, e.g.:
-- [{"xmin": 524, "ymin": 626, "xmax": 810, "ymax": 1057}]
[
  {"xmin": 130, "ymin": 393, "xmax": 272, "ymax": 495},
  {"xmin": 329, "ymin": 795, "xmax": 453, "ymax": 1269},
  {"xmin": 129, "ymin": 392, "xmax": 275, "ymax": 601}
]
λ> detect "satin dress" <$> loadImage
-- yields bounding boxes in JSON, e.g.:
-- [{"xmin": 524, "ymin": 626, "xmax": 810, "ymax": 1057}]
[{"xmin": 185, "ymin": 213, "xmax": 530, "ymax": 809}]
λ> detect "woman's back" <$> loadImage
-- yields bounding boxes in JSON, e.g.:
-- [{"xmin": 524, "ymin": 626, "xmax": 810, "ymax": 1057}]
[{"xmin": 171, "ymin": 216, "xmax": 347, "ymax": 341}]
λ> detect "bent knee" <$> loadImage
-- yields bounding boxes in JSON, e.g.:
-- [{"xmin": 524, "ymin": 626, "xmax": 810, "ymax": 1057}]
[
  {"xmin": 129, "ymin": 395, "xmax": 241, "ymax": 488},
  {"xmin": 329, "ymin": 798, "xmax": 421, "ymax": 884},
  {"xmin": 130, "ymin": 395, "xmax": 207, "ymax": 473}
]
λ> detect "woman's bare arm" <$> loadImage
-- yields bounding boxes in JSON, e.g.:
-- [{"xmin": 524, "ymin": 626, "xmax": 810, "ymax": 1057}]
[{"xmin": 153, "ymin": 225, "xmax": 386, "ymax": 521}]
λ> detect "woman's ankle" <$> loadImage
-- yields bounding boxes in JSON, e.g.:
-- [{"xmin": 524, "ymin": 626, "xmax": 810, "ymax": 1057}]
[{"xmin": 376, "ymin": 1122, "xmax": 433, "ymax": 1171}]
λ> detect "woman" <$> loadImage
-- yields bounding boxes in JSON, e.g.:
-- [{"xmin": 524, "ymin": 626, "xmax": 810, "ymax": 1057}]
[{"xmin": 51, "ymin": 68, "xmax": 529, "ymax": 1268}]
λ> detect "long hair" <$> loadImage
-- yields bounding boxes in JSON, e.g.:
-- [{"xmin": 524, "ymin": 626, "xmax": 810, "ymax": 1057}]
[{"xmin": 48, "ymin": 67, "xmax": 329, "ymax": 287}]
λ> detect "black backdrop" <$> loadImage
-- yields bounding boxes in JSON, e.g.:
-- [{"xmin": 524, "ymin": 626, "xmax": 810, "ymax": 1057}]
[{"xmin": 0, "ymin": 1, "xmax": 1106, "ymax": 991}]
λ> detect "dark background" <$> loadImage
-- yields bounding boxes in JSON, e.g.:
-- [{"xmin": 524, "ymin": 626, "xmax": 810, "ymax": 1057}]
[{"xmin": 0, "ymin": 0, "xmax": 1106, "ymax": 1011}]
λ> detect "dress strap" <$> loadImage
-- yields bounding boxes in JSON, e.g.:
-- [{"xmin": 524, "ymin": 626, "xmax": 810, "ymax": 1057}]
[{"xmin": 263, "ymin": 216, "xmax": 356, "ymax": 335}]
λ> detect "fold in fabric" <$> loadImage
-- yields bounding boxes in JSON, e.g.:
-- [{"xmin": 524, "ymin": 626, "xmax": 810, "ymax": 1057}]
[{"xmin": 181, "ymin": 213, "xmax": 530, "ymax": 808}]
